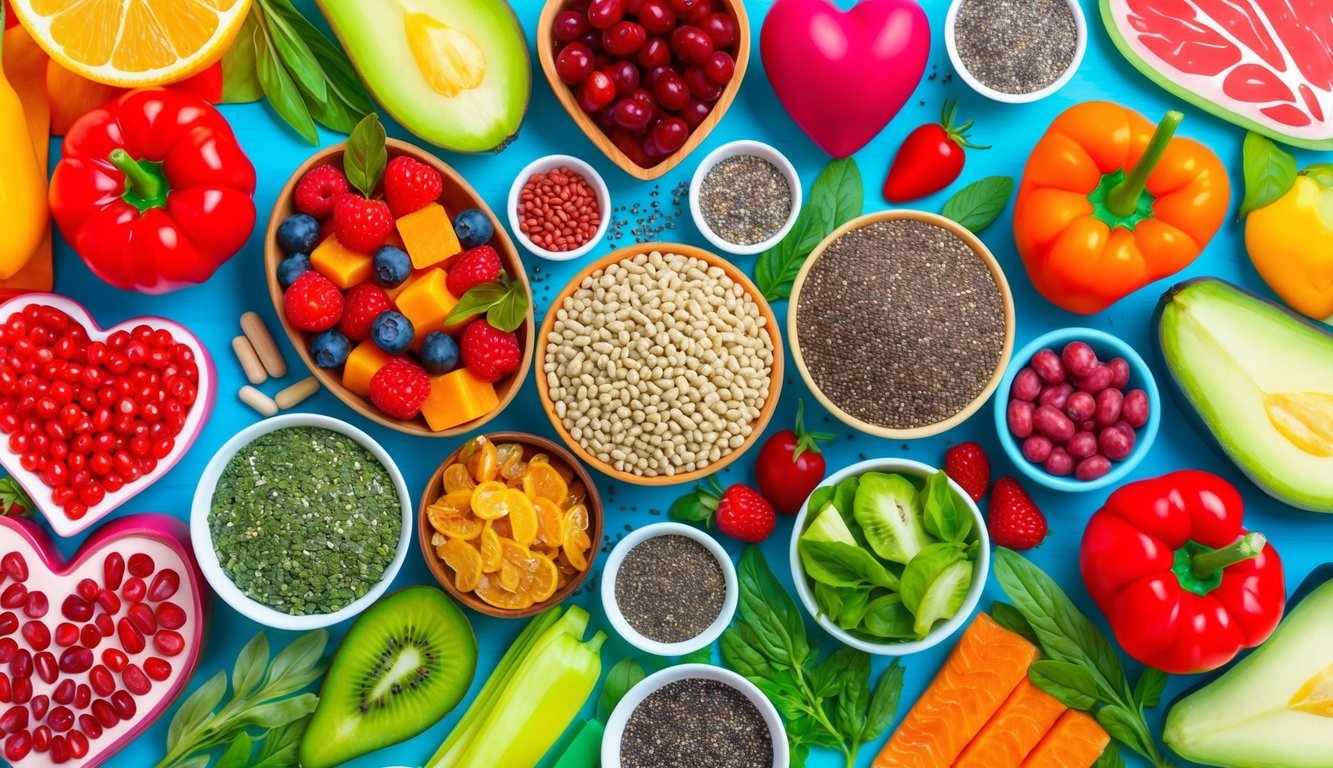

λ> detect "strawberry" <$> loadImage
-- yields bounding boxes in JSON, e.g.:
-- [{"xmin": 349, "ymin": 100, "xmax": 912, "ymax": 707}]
[
  {"xmin": 282, "ymin": 272, "xmax": 344, "ymax": 332},
  {"xmin": 459, "ymin": 321, "xmax": 521, "ymax": 383},
  {"xmin": 369, "ymin": 358, "xmax": 431, "ymax": 420},
  {"xmin": 294, "ymin": 164, "xmax": 350, "ymax": 220},
  {"xmin": 333, "ymin": 195, "xmax": 394, "ymax": 254},
  {"xmin": 383, "ymin": 156, "xmax": 443, "ymax": 218},
  {"xmin": 945, "ymin": 441, "xmax": 991, "ymax": 501},
  {"xmin": 988, "ymin": 477, "xmax": 1048, "ymax": 551},
  {"xmin": 446, "ymin": 246, "xmax": 502, "ymax": 297},
  {"xmin": 339, "ymin": 283, "xmax": 393, "ymax": 341},
  {"xmin": 670, "ymin": 479, "xmax": 776, "ymax": 543}
]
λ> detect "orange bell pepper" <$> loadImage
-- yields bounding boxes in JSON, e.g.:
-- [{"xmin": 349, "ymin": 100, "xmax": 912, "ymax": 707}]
[{"xmin": 1013, "ymin": 102, "xmax": 1230, "ymax": 315}]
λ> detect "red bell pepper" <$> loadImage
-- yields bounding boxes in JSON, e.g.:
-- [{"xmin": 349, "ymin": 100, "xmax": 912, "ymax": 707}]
[
  {"xmin": 49, "ymin": 89, "xmax": 256, "ymax": 294},
  {"xmin": 1079, "ymin": 470, "xmax": 1284, "ymax": 675}
]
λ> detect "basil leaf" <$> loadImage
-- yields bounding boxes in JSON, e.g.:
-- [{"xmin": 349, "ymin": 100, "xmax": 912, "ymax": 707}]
[
  {"xmin": 1095, "ymin": 704, "xmax": 1155, "ymax": 759},
  {"xmin": 812, "ymin": 582, "xmax": 844, "ymax": 620},
  {"xmin": 254, "ymin": 26, "xmax": 318, "ymax": 145},
  {"xmin": 1092, "ymin": 742, "xmax": 1125, "ymax": 768},
  {"xmin": 799, "ymin": 539, "xmax": 898, "ymax": 590},
  {"xmin": 256, "ymin": 0, "xmax": 326, "ymax": 102},
  {"xmin": 1133, "ymin": 667, "xmax": 1167, "ymax": 709},
  {"xmin": 734, "ymin": 546, "xmax": 812, "ymax": 669},
  {"xmin": 833, "ymin": 648, "xmax": 871, "ymax": 742},
  {"xmin": 922, "ymin": 471, "xmax": 971, "ymax": 543},
  {"xmin": 486, "ymin": 283, "xmax": 529, "ymax": 333},
  {"xmin": 598, "ymin": 658, "xmax": 646, "ymax": 720},
  {"xmin": 167, "ymin": 670, "xmax": 227, "ymax": 751},
  {"xmin": 941, "ymin": 176, "xmax": 1014, "ymax": 233},
  {"xmin": 344, "ymin": 113, "xmax": 387, "ymax": 198},
  {"xmin": 231, "ymin": 632, "xmax": 270, "ymax": 702},
  {"xmin": 811, "ymin": 649, "xmax": 850, "ymax": 698},
  {"xmin": 990, "ymin": 601, "xmax": 1038, "ymax": 646},
  {"xmin": 221, "ymin": 10, "xmax": 264, "ymax": 103},
  {"xmin": 253, "ymin": 717, "xmax": 308, "ymax": 764},
  {"xmin": 754, "ymin": 158, "xmax": 862, "ymax": 302},
  {"xmin": 215, "ymin": 731, "xmax": 253, "ymax": 768},
  {"xmin": 859, "ymin": 594, "xmax": 915, "ymax": 639},
  {"xmin": 835, "ymin": 587, "xmax": 872, "ymax": 630},
  {"xmin": 861, "ymin": 659, "xmax": 904, "ymax": 744},
  {"xmin": 1241, "ymin": 131, "xmax": 1297, "ymax": 216},
  {"xmin": 719, "ymin": 621, "xmax": 776, "ymax": 679},
  {"xmin": 1029, "ymin": 660, "xmax": 1098, "ymax": 710}
]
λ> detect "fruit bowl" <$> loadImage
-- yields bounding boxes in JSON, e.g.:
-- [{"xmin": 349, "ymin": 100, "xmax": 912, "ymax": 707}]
[
  {"xmin": 264, "ymin": 139, "xmax": 535, "ymax": 438},
  {"xmin": 536, "ymin": 0, "xmax": 751, "ymax": 181},
  {"xmin": 417, "ymin": 432, "xmax": 604, "ymax": 618}
]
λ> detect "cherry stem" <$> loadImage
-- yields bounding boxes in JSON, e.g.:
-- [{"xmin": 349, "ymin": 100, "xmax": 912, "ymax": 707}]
[
  {"xmin": 1191, "ymin": 533, "xmax": 1266, "ymax": 580},
  {"xmin": 1107, "ymin": 110, "xmax": 1182, "ymax": 218}
]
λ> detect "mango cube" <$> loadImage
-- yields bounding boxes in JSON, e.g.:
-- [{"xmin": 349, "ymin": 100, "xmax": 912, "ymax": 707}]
[
  {"xmin": 396, "ymin": 268, "xmax": 463, "ymax": 341},
  {"xmin": 422, "ymin": 368, "xmax": 499, "ymax": 431},
  {"xmin": 342, "ymin": 340, "xmax": 393, "ymax": 398},
  {"xmin": 311, "ymin": 236, "xmax": 373, "ymax": 290},
  {"xmin": 384, "ymin": 269, "xmax": 427, "ymax": 303},
  {"xmin": 396, "ymin": 202, "xmax": 460, "ymax": 270}
]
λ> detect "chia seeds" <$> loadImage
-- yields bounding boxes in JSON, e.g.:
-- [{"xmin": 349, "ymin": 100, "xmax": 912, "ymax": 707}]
[
  {"xmin": 953, "ymin": 0, "xmax": 1077, "ymax": 95},
  {"xmin": 699, "ymin": 155, "xmax": 793, "ymax": 246},
  {"xmin": 614, "ymin": 534, "xmax": 725, "ymax": 643},
  {"xmin": 209, "ymin": 426, "xmax": 401, "ymax": 615},
  {"xmin": 621, "ymin": 678, "xmax": 773, "ymax": 768},
  {"xmin": 795, "ymin": 218, "xmax": 1007, "ymax": 430}
]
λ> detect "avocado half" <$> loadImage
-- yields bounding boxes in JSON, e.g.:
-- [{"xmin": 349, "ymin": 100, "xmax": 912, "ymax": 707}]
[
  {"xmin": 315, "ymin": 0, "xmax": 530, "ymax": 152},
  {"xmin": 1155, "ymin": 278, "xmax": 1333, "ymax": 512},
  {"xmin": 1164, "ymin": 565, "xmax": 1333, "ymax": 767}
]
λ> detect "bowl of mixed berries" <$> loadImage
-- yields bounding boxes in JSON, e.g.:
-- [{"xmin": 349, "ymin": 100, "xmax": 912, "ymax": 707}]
[{"xmin": 264, "ymin": 116, "xmax": 534, "ymax": 437}]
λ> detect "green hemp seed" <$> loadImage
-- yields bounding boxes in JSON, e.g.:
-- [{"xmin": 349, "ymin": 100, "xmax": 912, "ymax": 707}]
[{"xmin": 209, "ymin": 426, "xmax": 401, "ymax": 615}]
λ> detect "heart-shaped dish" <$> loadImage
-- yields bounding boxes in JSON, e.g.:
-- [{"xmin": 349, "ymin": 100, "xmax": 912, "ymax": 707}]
[
  {"xmin": 0, "ymin": 514, "xmax": 207, "ymax": 768},
  {"xmin": 537, "ymin": 0, "xmax": 751, "ymax": 181},
  {"xmin": 0, "ymin": 295, "xmax": 216, "ymax": 538}
]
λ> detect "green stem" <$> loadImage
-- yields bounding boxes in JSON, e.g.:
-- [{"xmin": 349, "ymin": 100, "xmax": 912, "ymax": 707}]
[
  {"xmin": 109, "ymin": 148, "xmax": 165, "ymax": 202},
  {"xmin": 1106, "ymin": 111, "xmax": 1183, "ymax": 217},
  {"xmin": 1191, "ymin": 533, "xmax": 1266, "ymax": 580}
]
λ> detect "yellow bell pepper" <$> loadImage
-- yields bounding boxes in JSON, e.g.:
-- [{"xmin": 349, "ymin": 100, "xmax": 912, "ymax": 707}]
[
  {"xmin": 1245, "ymin": 169, "xmax": 1333, "ymax": 323},
  {"xmin": 0, "ymin": 6, "xmax": 48, "ymax": 280},
  {"xmin": 1, "ymin": 22, "xmax": 53, "ymax": 298}
]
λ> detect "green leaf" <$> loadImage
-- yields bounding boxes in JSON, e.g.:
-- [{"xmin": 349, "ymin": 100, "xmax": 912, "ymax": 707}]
[
  {"xmin": 1092, "ymin": 742, "xmax": 1126, "ymax": 768},
  {"xmin": 1304, "ymin": 163, "xmax": 1333, "ymax": 187},
  {"xmin": 444, "ymin": 278, "xmax": 530, "ymax": 333},
  {"xmin": 598, "ymin": 658, "xmax": 646, "ymax": 720},
  {"xmin": 1241, "ymin": 131, "xmax": 1298, "ymax": 216},
  {"xmin": 719, "ymin": 621, "xmax": 776, "ymax": 680},
  {"xmin": 990, "ymin": 601, "xmax": 1038, "ymax": 645},
  {"xmin": 253, "ymin": 717, "xmax": 309, "ymax": 765},
  {"xmin": 834, "ymin": 587, "xmax": 872, "ymax": 631},
  {"xmin": 812, "ymin": 582, "xmax": 844, "ymax": 620},
  {"xmin": 940, "ymin": 176, "xmax": 1014, "ymax": 233},
  {"xmin": 257, "ymin": 0, "xmax": 373, "ymax": 133},
  {"xmin": 1029, "ymin": 660, "xmax": 1099, "ymax": 710},
  {"xmin": 261, "ymin": 629, "xmax": 328, "ymax": 699},
  {"xmin": 832, "ymin": 648, "xmax": 871, "ymax": 743},
  {"xmin": 166, "ymin": 670, "xmax": 227, "ymax": 752},
  {"xmin": 680, "ymin": 645, "xmax": 712, "ymax": 665},
  {"xmin": 1133, "ymin": 667, "xmax": 1168, "ymax": 709},
  {"xmin": 922, "ymin": 471, "xmax": 971, "ymax": 543},
  {"xmin": 859, "ymin": 594, "xmax": 915, "ymax": 640},
  {"xmin": 733, "ymin": 546, "xmax": 811, "ymax": 669},
  {"xmin": 861, "ymin": 659, "xmax": 904, "ymax": 744},
  {"xmin": 486, "ymin": 282, "xmax": 530, "ymax": 333},
  {"xmin": 215, "ymin": 732, "xmax": 254, "ymax": 768},
  {"xmin": 240, "ymin": 693, "xmax": 319, "ymax": 730},
  {"xmin": 799, "ymin": 539, "xmax": 899, "ymax": 590},
  {"xmin": 899, "ymin": 543, "xmax": 966, "ymax": 615},
  {"xmin": 255, "ymin": 0, "xmax": 325, "ymax": 101},
  {"xmin": 344, "ymin": 113, "xmax": 388, "ymax": 198},
  {"xmin": 253, "ymin": 25, "xmax": 318, "ymax": 145},
  {"xmin": 231, "ymin": 632, "xmax": 270, "ymax": 702},
  {"xmin": 811, "ymin": 649, "xmax": 851, "ymax": 699},
  {"xmin": 754, "ymin": 158, "xmax": 862, "ymax": 301},
  {"xmin": 220, "ymin": 10, "xmax": 264, "ymax": 103},
  {"xmin": 1095, "ymin": 704, "xmax": 1156, "ymax": 760},
  {"xmin": 807, "ymin": 485, "xmax": 835, "ymax": 516}
]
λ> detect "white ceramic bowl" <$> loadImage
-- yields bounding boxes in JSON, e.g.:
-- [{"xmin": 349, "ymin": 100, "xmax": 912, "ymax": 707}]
[
  {"xmin": 689, "ymin": 140, "xmax": 802, "ymax": 256},
  {"xmin": 507, "ymin": 154, "xmax": 612, "ymax": 261},
  {"xmin": 944, "ymin": 0, "xmax": 1087, "ymax": 104},
  {"xmin": 601, "ymin": 522, "xmax": 738, "ymax": 656},
  {"xmin": 789, "ymin": 458, "xmax": 990, "ymax": 655},
  {"xmin": 602, "ymin": 664, "xmax": 789, "ymax": 768},
  {"xmin": 190, "ymin": 413, "xmax": 413, "ymax": 630}
]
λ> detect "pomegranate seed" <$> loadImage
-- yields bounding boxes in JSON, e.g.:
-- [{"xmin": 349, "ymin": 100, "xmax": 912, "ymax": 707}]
[
  {"xmin": 148, "ymin": 570, "xmax": 179, "ymax": 601},
  {"xmin": 121, "ymin": 664, "xmax": 151, "ymax": 696},
  {"xmin": 89, "ymin": 665, "xmax": 114, "ymax": 697},
  {"xmin": 127, "ymin": 553, "xmax": 154, "ymax": 579},
  {"xmin": 32, "ymin": 725, "xmax": 50, "ymax": 753},
  {"xmin": 11, "ymin": 649, "xmax": 31, "ymax": 678},
  {"xmin": 34, "ymin": 651, "xmax": 57, "ymax": 684},
  {"xmin": 94, "ymin": 614, "xmax": 113, "ymax": 637},
  {"xmin": 0, "ymin": 639, "xmax": 15, "ymax": 663},
  {"xmin": 102, "ymin": 553, "xmax": 124, "ymax": 590},
  {"xmin": 0, "ymin": 672, "xmax": 9, "ymax": 703},
  {"xmin": 67, "ymin": 731, "xmax": 87, "ymax": 759},
  {"xmin": 52, "ymin": 679, "xmax": 74, "ymax": 706},
  {"xmin": 80, "ymin": 624, "xmax": 100, "ymax": 650},
  {"xmin": 5, "ymin": 730, "xmax": 31, "ymax": 761},
  {"xmin": 50, "ymin": 733, "xmax": 68, "ymax": 763},
  {"xmin": 92, "ymin": 699, "xmax": 117, "ymax": 728},
  {"xmin": 95, "ymin": 589, "xmax": 120, "ymax": 615},
  {"xmin": 144, "ymin": 657, "xmax": 172, "ymax": 681},
  {"xmin": 48, "ymin": 706, "xmax": 73, "ymax": 733},
  {"xmin": 116, "ymin": 619, "xmax": 145, "ymax": 654},
  {"xmin": 128, "ymin": 603, "xmax": 156, "ymax": 635},
  {"xmin": 11, "ymin": 677, "xmax": 30, "ymax": 704},
  {"xmin": 110, "ymin": 691, "xmax": 135, "ymax": 720},
  {"xmin": 59, "ymin": 595, "xmax": 91, "ymax": 623},
  {"xmin": 121, "ymin": 577, "xmax": 146, "ymax": 603},
  {"xmin": 155, "ymin": 602, "xmax": 185, "ymax": 630},
  {"xmin": 58, "ymin": 646, "xmax": 92, "ymax": 674},
  {"xmin": 79, "ymin": 714, "xmax": 102, "ymax": 740},
  {"xmin": 22, "ymin": 591, "xmax": 46, "ymax": 619},
  {"xmin": 76, "ymin": 579, "xmax": 97, "ymax": 602},
  {"xmin": 73, "ymin": 684, "xmax": 89, "ymax": 709},
  {"xmin": 20, "ymin": 621, "xmax": 49, "ymax": 651},
  {"xmin": 0, "ymin": 554, "xmax": 26, "ymax": 582},
  {"xmin": 101, "ymin": 648, "xmax": 127, "ymax": 673},
  {"xmin": 30, "ymin": 694, "xmax": 47, "ymax": 720},
  {"xmin": 0, "ymin": 705, "xmax": 26, "ymax": 733},
  {"xmin": 1, "ymin": 584, "xmax": 27, "ymax": 609},
  {"xmin": 0, "ymin": 612, "xmax": 15, "ymax": 635},
  {"xmin": 154, "ymin": 630, "xmax": 184, "ymax": 657}
]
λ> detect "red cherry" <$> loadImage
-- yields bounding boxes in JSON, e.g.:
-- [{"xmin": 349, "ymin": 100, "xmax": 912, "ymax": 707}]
[
  {"xmin": 578, "ymin": 70, "xmax": 617, "ymax": 112},
  {"xmin": 554, "ymin": 9, "xmax": 590, "ymax": 42},
  {"xmin": 603, "ymin": 20, "xmax": 646, "ymax": 56},
  {"xmin": 637, "ymin": 0, "xmax": 676, "ymax": 34},
  {"xmin": 604, "ymin": 60, "xmax": 640, "ymax": 96},
  {"xmin": 650, "ymin": 116, "xmax": 690, "ymax": 153},
  {"xmin": 667, "ymin": 0, "xmax": 698, "ymax": 14},
  {"xmin": 684, "ymin": 65, "xmax": 722, "ymax": 101},
  {"xmin": 587, "ymin": 0, "xmax": 625, "ymax": 29},
  {"xmin": 611, "ymin": 98, "xmax": 654, "ymax": 131},
  {"xmin": 685, "ymin": 0, "xmax": 713, "ymax": 21},
  {"xmin": 681, "ymin": 99, "xmax": 712, "ymax": 127},
  {"xmin": 653, "ymin": 69, "xmax": 690, "ymax": 110},
  {"xmin": 703, "ymin": 50, "xmax": 735, "ymax": 84},
  {"xmin": 670, "ymin": 25, "xmax": 713, "ymax": 64},
  {"xmin": 555, "ymin": 42, "xmax": 595, "ymax": 85},
  {"xmin": 637, "ymin": 36, "xmax": 672, "ymax": 69}
]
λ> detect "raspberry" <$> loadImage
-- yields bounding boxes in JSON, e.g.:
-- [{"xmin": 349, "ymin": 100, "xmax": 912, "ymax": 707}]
[
  {"xmin": 333, "ymin": 195, "xmax": 395, "ymax": 254},
  {"xmin": 383, "ymin": 156, "xmax": 444, "ymax": 218},
  {"xmin": 282, "ymin": 272, "xmax": 344, "ymax": 332},
  {"xmin": 293, "ymin": 164, "xmax": 350, "ymax": 220},
  {"xmin": 459, "ymin": 321, "xmax": 521, "ymax": 383},
  {"xmin": 338, "ymin": 283, "xmax": 393, "ymax": 341},
  {"xmin": 445, "ymin": 246, "xmax": 502, "ymax": 297},
  {"xmin": 369, "ymin": 358, "xmax": 431, "ymax": 420}
]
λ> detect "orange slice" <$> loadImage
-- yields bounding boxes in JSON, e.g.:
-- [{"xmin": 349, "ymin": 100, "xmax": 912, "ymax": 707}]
[
  {"xmin": 470, "ymin": 481, "xmax": 509, "ymax": 520},
  {"xmin": 504, "ymin": 490, "xmax": 538, "ymax": 546},
  {"xmin": 563, "ymin": 528, "xmax": 591, "ymax": 572},
  {"xmin": 528, "ymin": 554, "xmax": 559, "ymax": 602},
  {"xmin": 565, "ymin": 504, "xmax": 589, "ymax": 533},
  {"xmin": 428, "ymin": 505, "xmax": 482, "ymax": 540},
  {"xmin": 563, "ymin": 481, "xmax": 587, "ymax": 511},
  {"xmin": 465, "ymin": 437, "xmax": 499, "ymax": 482},
  {"xmin": 478, "ymin": 524, "xmax": 502, "ymax": 573},
  {"xmin": 11, "ymin": 0, "xmax": 251, "ymax": 87},
  {"xmin": 476, "ymin": 574, "xmax": 532, "ymax": 610},
  {"xmin": 523, "ymin": 462, "xmax": 568, "ymax": 504},
  {"xmin": 443, "ymin": 463, "xmax": 475, "ymax": 494},
  {"xmin": 496, "ymin": 443, "xmax": 526, "ymax": 480},
  {"xmin": 440, "ymin": 538, "xmax": 482, "ymax": 593},
  {"xmin": 534, "ymin": 497, "xmax": 565, "ymax": 547}
]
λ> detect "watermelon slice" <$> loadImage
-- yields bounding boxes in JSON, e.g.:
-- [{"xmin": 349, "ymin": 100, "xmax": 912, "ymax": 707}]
[{"xmin": 1101, "ymin": 0, "xmax": 1333, "ymax": 149}]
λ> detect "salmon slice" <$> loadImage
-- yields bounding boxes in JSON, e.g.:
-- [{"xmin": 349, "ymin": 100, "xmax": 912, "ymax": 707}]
[
  {"xmin": 955, "ymin": 677, "xmax": 1068, "ymax": 768},
  {"xmin": 874, "ymin": 614, "xmax": 1039, "ymax": 768},
  {"xmin": 1020, "ymin": 710, "xmax": 1111, "ymax": 768}
]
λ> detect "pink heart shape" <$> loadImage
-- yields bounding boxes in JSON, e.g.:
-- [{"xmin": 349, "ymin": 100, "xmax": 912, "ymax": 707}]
[
  {"xmin": 0, "ymin": 514, "xmax": 207, "ymax": 768},
  {"xmin": 0, "ymin": 295, "xmax": 216, "ymax": 538},
  {"xmin": 762, "ymin": 0, "xmax": 931, "ymax": 157}
]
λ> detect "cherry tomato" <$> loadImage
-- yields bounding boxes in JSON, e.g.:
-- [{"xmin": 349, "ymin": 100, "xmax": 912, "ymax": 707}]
[
  {"xmin": 882, "ymin": 99, "xmax": 989, "ymax": 203},
  {"xmin": 754, "ymin": 401, "xmax": 835, "ymax": 515}
]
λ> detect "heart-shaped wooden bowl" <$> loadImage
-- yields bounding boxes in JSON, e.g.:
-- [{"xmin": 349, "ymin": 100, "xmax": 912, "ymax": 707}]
[
  {"xmin": 537, "ymin": 0, "xmax": 751, "ymax": 181},
  {"xmin": 418, "ymin": 432, "xmax": 603, "ymax": 618},
  {"xmin": 0, "ymin": 294, "xmax": 216, "ymax": 538},
  {"xmin": 0, "ymin": 513, "xmax": 207, "ymax": 768},
  {"xmin": 265, "ymin": 138, "xmax": 534, "ymax": 438}
]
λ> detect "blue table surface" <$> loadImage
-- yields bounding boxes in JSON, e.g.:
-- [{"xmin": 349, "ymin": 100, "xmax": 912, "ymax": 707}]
[{"xmin": 25, "ymin": 0, "xmax": 1333, "ymax": 766}]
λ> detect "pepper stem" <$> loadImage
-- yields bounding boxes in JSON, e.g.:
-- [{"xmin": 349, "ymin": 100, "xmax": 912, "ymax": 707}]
[
  {"xmin": 108, "ymin": 148, "xmax": 166, "ymax": 207},
  {"xmin": 1106, "ymin": 111, "xmax": 1183, "ymax": 218},
  {"xmin": 1191, "ymin": 533, "xmax": 1266, "ymax": 580}
]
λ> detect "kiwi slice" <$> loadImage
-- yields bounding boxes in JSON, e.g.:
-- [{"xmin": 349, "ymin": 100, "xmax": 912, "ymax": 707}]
[{"xmin": 299, "ymin": 586, "xmax": 478, "ymax": 768}]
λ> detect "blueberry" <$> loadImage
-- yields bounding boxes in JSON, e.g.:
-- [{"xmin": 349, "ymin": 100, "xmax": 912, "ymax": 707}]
[
  {"xmin": 453, "ymin": 208, "xmax": 493, "ymax": 250},
  {"xmin": 277, "ymin": 213, "xmax": 321, "ymax": 253},
  {"xmin": 371, "ymin": 311, "xmax": 414, "ymax": 355},
  {"xmin": 310, "ymin": 329, "xmax": 350, "ymax": 369},
  {"xmin": 276, "ymin": 253, "xmax": 312, "ymax": 288},
  {"xmin": 373, "ymin": 246, "xmax": 412, "ymax": 287},
  {"xmin": 419, "ymin": 332, "xmax": 460, "ymax": 375}
]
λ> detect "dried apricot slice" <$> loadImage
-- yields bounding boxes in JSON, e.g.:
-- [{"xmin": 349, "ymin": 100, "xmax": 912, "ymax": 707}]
[
  {"xmin": 523, "ymin": 462, "xmax": 568, "ymax": 503},
  {"xmin": 499, "ymin": 561, "xmax": 522, "ymax": 592},
  {"xmin": 497, "ymin": 443, "xmax": 526, "ymax": 480},
  {"xmin": 428, "ymin": 504, "xmax": 483, "ymax": 540},
  {"xmin": 563, "ymin": 528, "xmax": 592, "ymax": 571},
  {"xmin": 442, "ymin": 463, "xmax": 476, "ymax": 494},
  {"xmin": 528, "ymin": 554, "xmax": 560, "ymax": 602},
  {"xmin": 563, "ymin": 481, "xmax": 587, "ymax": 511},
  {"xmin": 470, "ymin": 481, "xmax": 510, "ymax": 519},
  {"xmin": 565, "ymin": 504, "xmax": 589, "ymax": 533},
  {"xmin": 441, "ymin": 489, "xmax": 474, "ymax": 515},
  {"xmin": 479, "ymin": 524, "xmax": 502, "ymax": 573},
  {"xmin": 534, "ymin": 497, "xmax": 566, "ymax": 547},
  {"xmin": 465, "ymin": 437, "xmax": 499, "ymax": 483},
  {"xmin": 505, "ymin": 490, "xmax": 539, "ymax": 546},
  {"xmin": 441, "ymin": 538, "xmax": 483, "ymax": 593},
  {"xmin": 476, "ymin": 574, "xmax": 532, "ymax": 610}
]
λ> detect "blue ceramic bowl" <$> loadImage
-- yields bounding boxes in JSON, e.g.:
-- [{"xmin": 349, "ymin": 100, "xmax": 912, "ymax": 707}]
[{"xmin": 993, "ymin": 328, "xmax": 1160, "ymax": 492}]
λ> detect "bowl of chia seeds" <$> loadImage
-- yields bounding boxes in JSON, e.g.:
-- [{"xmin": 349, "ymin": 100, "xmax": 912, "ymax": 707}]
[
  {"xmin": 945, "ymin": 0, "xmax": 1087, "ymax": 103},
  {"xmin": 191, "ymin": 413, "xmax": 412, "ymax": 630},
  {"xmin": 601, "ymin": 523, "xmax": 738, "ymax": 656},
  {"xmin": 603, "ymin": 664, "xmax": 787, "ymax": 768},
  {"xmin": 689, "ymin": 140, "xmax": 802, "ymax": 256},
  {"xmin": 789, "ymin": 210, "xmax": 1015, "ymax": 439}
]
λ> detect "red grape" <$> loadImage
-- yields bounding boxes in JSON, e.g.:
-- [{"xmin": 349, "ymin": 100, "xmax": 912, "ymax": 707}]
[
  {"xmin": 685, "ymin": 0, "xmax": 714, "ymax": 22},
  {"xmin": 653, "ymin": 69, "xmax": 690, "ymax": 110},
  {"xmin": 612, "ymin": 98, "xmax": 654, "ymax": 131},
  {"xmin": 587, "ymin": 0, "xmax": 625, "ymax": 29},
  {"xmin": 603, "ymin": 20, "xmax": 647, "ymax": 56},
  {"xmin": 699, "ymin": 13, "xmax": 737, "ymax": 48},
  {"xmin": 670, "ymin": 25, "xmax": 714, "ymax": 65},
  {"xmin": 683, "ymin": 65, "xmax": 721, "ymax": 101},
  {"xmin": 604, "ymin": 60, "xmax": 640, "ymax": 96},
  {"xmin": 667, "ymin": 0, "xmax": 698, "ymax": 15},
  {"xmin": 553, "ymin": 10, "xmax": 590, "ymax": 42},
  {"xmin": 637, "ymin": 0, "xmax": 677, "ymax": 34},
  {"xmin": 702, "ymin": 50, "xmax": 734, "ymax": 84},
  {"xmin": 680, "ymin": 99, "xmax": 712, "ymax": 127},
  {"xmin": 578, "ymin": 70, "xmax": 617, "ymax": 112},
  {"xmin": 651, "ymin": 116, "xmax": 689, "ymax": 153},
  {"xmin": 555, "ymin": 42, "xmax": 596, "ymax": 84},
  {"xmin": 637, "ymin": 36, "xmax": 672, "ymax": 69}
]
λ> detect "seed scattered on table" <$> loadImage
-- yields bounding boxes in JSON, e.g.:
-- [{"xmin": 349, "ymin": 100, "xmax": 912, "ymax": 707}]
[
  {"xmin": 699, "ymin": 155, "xmax": 793, "ymax": 246},
  {"xmin": 518, "ymin": 166, "xmax": 601, "ymax": 252},
  {"xmin": 953, "ymin": 0, "xmax": 1078, "ymax": 95},
  {"xmin": 614, "ymin": 534, "xmax": 725, "ymax": 643},
  {"xmin": 621, "ymin": 677, "xmax": 773, "ymax": 768}
]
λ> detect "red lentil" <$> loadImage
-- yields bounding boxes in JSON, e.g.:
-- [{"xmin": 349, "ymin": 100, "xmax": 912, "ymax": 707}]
[{"xmin": 517, "ymin": 166, "xmax": 601, "ymax": 252}]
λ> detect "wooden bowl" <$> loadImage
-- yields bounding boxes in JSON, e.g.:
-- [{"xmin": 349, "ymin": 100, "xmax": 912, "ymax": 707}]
[
  {"xmin": 536, "ymin": 242, "xmax": 782, "ymax": 485},
  {"xmin": 264, "ymin": 138, "xmax": 535, "ymax": 438},
  {"xmin": 537, "ymin": 0, "xmax": 751, "ymax": 181},
  {"xmin": 788, "ymin": 210, "xmax": 1016, "ymax": 439},
  {"xmin": 417, "ymin": 432, "xmax": 604, "ymax": 618}
]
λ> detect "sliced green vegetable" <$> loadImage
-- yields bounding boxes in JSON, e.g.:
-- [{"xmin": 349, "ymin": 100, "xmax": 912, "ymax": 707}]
[
  {"xmin": 799, "ymin": 539, "xmax": 899, "ymax": 590},
  {"xmin": 922, "ymin": 471, "xmax": 972, "ymax": 543},
  {"xmin": 802, "ymin": 504, "xmax": 857, "ymax": 546},
  {"xmin": 854, "ymin": 472, "xmax": 931, "ymax": 565}
]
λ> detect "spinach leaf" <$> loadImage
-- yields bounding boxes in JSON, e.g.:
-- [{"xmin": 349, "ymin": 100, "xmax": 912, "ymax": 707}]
[
  {"xmin": 813, "ymin": 582, "xmax": 845, "ymax": 620},
  {"xmin": 807, "ymin": 485, "xmax": 835, "ymax": 517},
  {"xmin": 922, "ymin": 471, "xmax": 971, "ymax": 543},
  {"xmin": 990, "ymin": 601, "xmax": 1039, "ymax": 645},
  {"xmin": 680, "ymin": 646, "xmax": 712, "ymax": 665},
  {"xmin": 940, "ymin": 176, "xmax": 1014, "ymax": 233},
  {"xmin": 799, "ymin": 539, "xmax": 899, "ymax": 590},
  {"xmin": 1029, "ymin": 660, "xmax": 1098, "ymax": 710},
  {"xmin": 861, "ymin": 659, "xmax": 904, "ymax": 745},
  {"xmin": 734, "ymin": 546, "xmax": 811, "ymax": 668},
  {"xmin": 1092, "ymin": 743, "xmax": 1126, "ymax": 768},
  {"xmin": 859, "ymin": 594, "xmax": 915, "ymax": 639},
  {"xmin": 835, "ymin": 588, "xmax": 873, "ymax": 631},
  {"xmin": 754, "ymin": 158, "xmax": 862, "ymax": 302},
  {"xmin": 1133, "ymin": 667, "xmax": 1167, "ymax": 709},
  {"xmin": 598, "ymin": 658, "xmax": 646, "ymax": 720}
]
